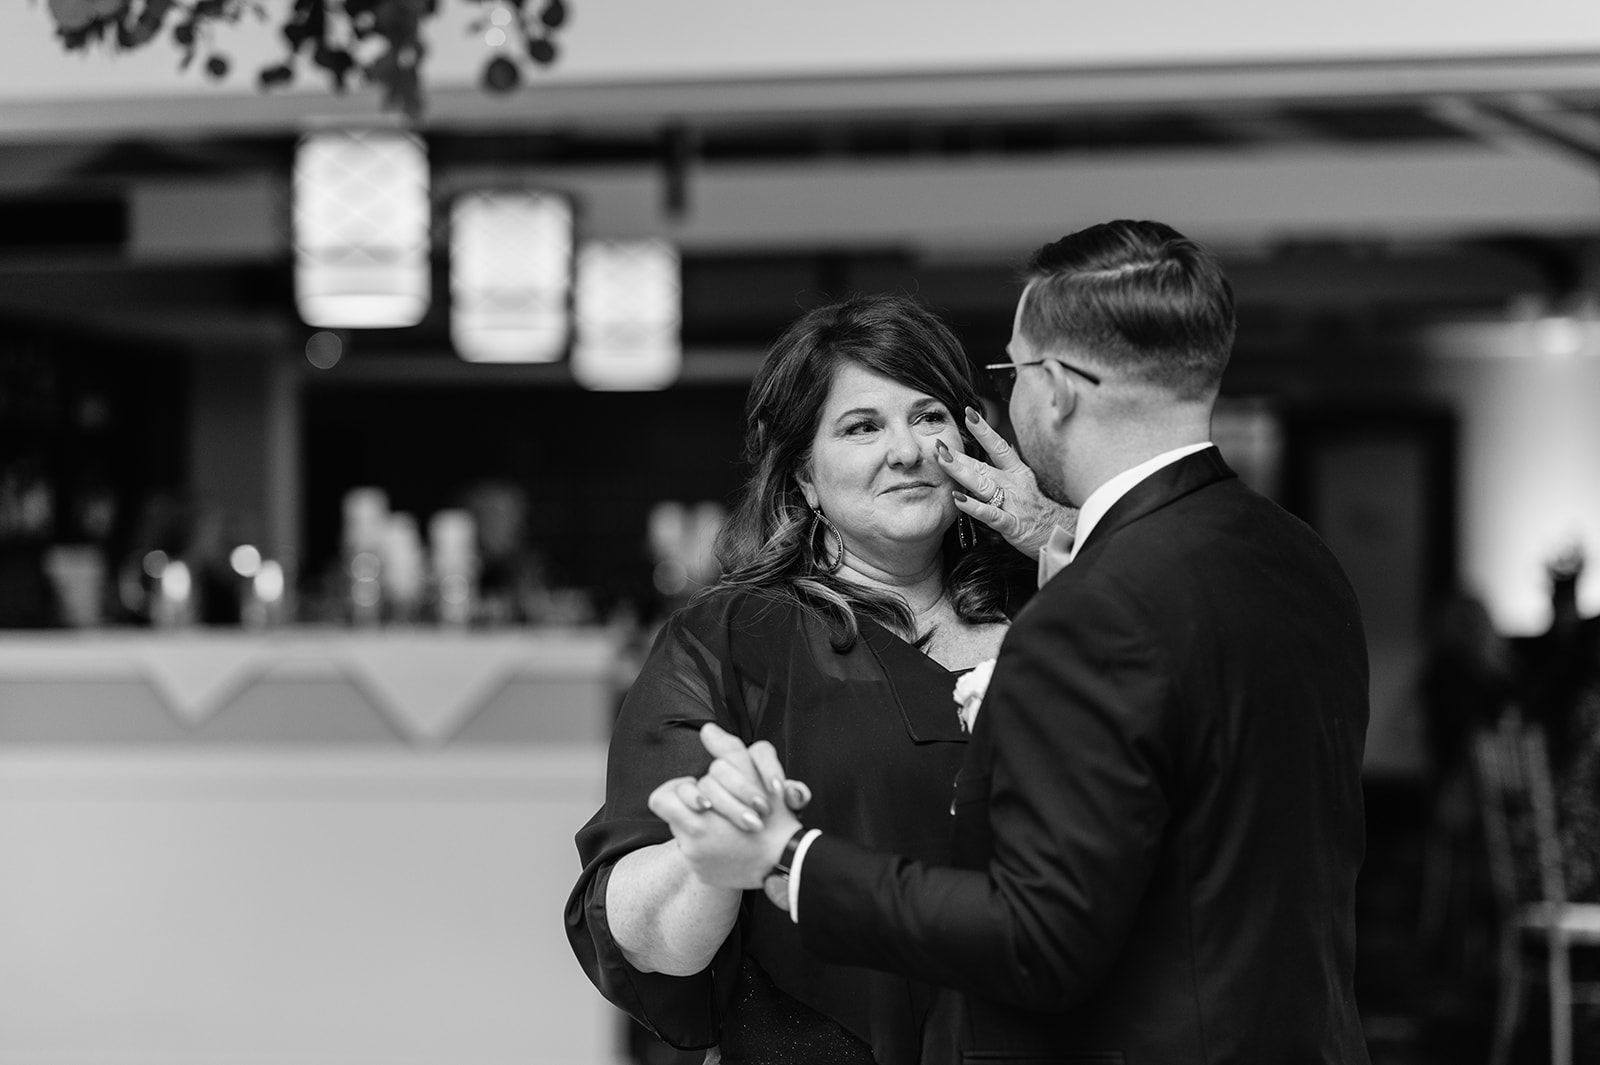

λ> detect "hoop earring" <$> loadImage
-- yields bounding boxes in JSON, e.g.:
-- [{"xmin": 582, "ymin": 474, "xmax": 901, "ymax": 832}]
[
  {"xmin": 811, "ymin": 507, "xmax": 845, "ymax": 573},
  {"xmin": 956, "ymin": 513, "xmax": 976, "ymax": 551}
]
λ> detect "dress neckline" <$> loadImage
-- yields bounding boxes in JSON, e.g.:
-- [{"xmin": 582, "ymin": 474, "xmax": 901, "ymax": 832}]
[
  {"xmin": 860, "ymin": 617, "xmax": 991, "ymax": 676},
  {"xmin": 838, "ymin": 615, "xmax": 973, "ymax": 743}
]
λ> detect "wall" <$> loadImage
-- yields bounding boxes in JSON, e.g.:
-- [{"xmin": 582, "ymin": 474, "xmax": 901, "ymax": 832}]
[{"xmin": 1419, "ymin": 323, "xmax": 1600, "ymax": 634}]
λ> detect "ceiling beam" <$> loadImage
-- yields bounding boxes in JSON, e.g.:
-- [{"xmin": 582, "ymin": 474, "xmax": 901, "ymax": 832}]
[
  {"xmin": 1424, "ymin": 95, "xmax": 1600, "ymax": 169},
  {"xmin": 1495, "ymin": 91, "xmax": 1600, "ymax": 157},
  {"xmin": 499, "ymin": 143, "xmax": 1600, "ymax": 254},
  {"xmin": 5, "ymin": 140, "xmax": 1596, "ymax": 270},
  {"xmin": 5, "ymin": 54, "xmax": 1600, "ymax": 142}
]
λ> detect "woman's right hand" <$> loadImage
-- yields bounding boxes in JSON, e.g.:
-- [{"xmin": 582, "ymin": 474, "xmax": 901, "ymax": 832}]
[{"xmin": 938, "ymin": 406, "xmax": 1077, "ymax": 562}]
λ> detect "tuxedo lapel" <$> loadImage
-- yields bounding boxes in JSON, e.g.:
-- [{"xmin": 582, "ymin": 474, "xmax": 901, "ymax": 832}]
[{"xmin": 1075, "ymin": 447, "xmax": 1237, "ymax": 558}]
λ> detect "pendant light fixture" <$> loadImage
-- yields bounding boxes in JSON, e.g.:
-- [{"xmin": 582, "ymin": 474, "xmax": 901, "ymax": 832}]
[
  {"xmin": 293, "ymin": 127, "xmax": 431, "ymax": 329},
  {"xmin": 571, "ymin": 238, "xmax": 681, "ymax": 390},
  {"xmin": 450, "ymin": 189, "xmax": 574, "ymax": 363}
]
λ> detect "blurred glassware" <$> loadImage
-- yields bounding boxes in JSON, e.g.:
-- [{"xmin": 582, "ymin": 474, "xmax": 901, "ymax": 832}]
[
  {"xmin": 151, "ymin": 559, "xmax": 195, "ymax": 628},
  {"xmin": 381, "ymin": 512, "xmax": 426, "ymax": 623},
  {"xmin": 0, "ymin": 465, "xmax": 54, "ymax": 541},
  {"xmin": 342, "ymin": 487, "xmax": 389, "ymax": 627},
  {"xmin": 342, "ymin": 487, "xmax": 388, "ymax": 555},
  {"xmin": 42, "ymin": 544, "xmax": 106, "ymax": 627},
  {"xmin": 429, "ymin": 509, "xmax": 478, "ymax": 628},
  {"xmin": 242, "ymin": 558, "xmax": 291, "ymax": 630}
]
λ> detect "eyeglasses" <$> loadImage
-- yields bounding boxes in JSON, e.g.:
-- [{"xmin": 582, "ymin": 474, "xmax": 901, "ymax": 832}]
[{"xmin": 982, "ymin": 358, "xmax": 1102, "ymax": 399}]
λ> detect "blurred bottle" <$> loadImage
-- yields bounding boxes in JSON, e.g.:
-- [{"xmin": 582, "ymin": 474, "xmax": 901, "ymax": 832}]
[
  {"xmin": 41, "ymin": 477, "xmax": 118, "ymax": 627},
  {"xmin": 429, "ymin": 508, "xmax": 477, "ymax": 628},
  {"xmin": 42, "ymin": 544, "xmax": 104, "ymax": 627},
  {"xmin": 342, "ymin": 487, "xmax": 388, "ymax": 627},
  {"xmin": 381, "ymin": 512, "xmax": 425, "ymax": 624},
  {"xmin": 241, "ymin": 554, "xmax": 292, "ymax": 630},
  {"xmin": 150, "ymin": 557, "xmax": 196, "ymax": 628}
]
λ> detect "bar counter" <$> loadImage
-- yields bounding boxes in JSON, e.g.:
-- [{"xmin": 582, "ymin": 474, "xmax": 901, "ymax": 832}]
[{"xmin": 0, "ymin": 628, "xmax": 627, "ymax": 1065}]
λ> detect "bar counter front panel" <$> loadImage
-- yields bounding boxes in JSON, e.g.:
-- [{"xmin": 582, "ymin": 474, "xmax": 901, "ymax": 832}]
[{"xmin": 0, "ymin": 629, "xmax": 624, "ymax": 1065}]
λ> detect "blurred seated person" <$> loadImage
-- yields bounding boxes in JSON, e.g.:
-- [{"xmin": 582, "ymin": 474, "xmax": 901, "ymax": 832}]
[{"xmin": 462, "ymin": 479, "xmax": 551, "ymax": 626}]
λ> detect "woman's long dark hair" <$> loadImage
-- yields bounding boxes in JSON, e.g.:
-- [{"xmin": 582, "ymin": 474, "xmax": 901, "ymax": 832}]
[{"xmin": 708, "ymin": 293, "xmax": 1018, "ymax": 650}]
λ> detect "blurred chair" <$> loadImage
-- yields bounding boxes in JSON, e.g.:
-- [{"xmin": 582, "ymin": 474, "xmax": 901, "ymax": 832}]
[{"xmin": 1472, "ymin": 716, "xmax": 1600, "ymax": 1065}]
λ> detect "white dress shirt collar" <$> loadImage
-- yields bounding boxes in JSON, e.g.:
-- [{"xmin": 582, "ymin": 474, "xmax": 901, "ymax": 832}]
[{"xmin": 1064, "ymin": 442, "xmax": 1214, "ymax": 565}]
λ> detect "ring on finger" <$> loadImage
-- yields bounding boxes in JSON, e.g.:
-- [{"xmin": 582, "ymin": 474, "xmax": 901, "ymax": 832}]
[{"xmin": 986, "ymin": 485, "xmax": 1007, "ymax": 509}]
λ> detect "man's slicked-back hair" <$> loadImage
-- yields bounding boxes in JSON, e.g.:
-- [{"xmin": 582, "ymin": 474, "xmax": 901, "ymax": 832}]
[{"xmin": 1020, "ymin": 220, "xmax": 1236, "ymax": 399}]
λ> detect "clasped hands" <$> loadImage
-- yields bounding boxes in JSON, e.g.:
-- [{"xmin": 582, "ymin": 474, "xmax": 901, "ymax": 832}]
[{"xmin": 648, "ymin": 723, "xmax": 809, "ymax": 897}]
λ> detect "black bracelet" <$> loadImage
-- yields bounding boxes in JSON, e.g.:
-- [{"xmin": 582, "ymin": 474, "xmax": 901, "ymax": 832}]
[{"xmin": 767, "ymin": 825, "xmax": 809, "ymax": 881}]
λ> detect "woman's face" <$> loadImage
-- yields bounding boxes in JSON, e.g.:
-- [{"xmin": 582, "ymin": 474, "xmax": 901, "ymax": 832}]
[{"xmin": 796, "ymin": 361, "xmax": 967, "ymax": 562}]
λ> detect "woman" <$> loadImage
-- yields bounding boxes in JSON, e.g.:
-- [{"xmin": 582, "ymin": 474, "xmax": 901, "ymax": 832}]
[{"xmin": 565, "ymin": 293, "xmax": 1064, "ymax": 1065}]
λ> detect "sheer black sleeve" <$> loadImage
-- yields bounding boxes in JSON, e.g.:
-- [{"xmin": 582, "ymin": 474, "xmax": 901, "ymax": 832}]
[{"xmin": 564, "ymin": 609, "xmax": 745, "ymax": 1049}]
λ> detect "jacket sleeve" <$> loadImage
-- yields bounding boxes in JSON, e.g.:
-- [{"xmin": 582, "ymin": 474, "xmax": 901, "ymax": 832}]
[
  {"xmin": 564, "ymin": 613, "xmax": 745, "ymax": 1048},
  {"xmin": 796, "ymin": 581, "xmax": 1177, "ymax": 1013}
]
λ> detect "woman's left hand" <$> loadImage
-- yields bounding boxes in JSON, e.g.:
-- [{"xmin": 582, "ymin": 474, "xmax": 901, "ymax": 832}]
[{"xmin": 937, "ymin": 406, "xmax": 1077, "ymax": 562}]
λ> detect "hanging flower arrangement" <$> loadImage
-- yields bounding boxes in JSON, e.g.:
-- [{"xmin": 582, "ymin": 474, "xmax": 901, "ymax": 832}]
[{"xmin": 45, "ymin": 0, "xmax": 569, "ymax": 119}]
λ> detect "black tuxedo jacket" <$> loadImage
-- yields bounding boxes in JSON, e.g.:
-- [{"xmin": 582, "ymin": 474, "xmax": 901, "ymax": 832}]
[{"xmin": 798, "ymin": 448, "xmax": 1372, "ymax": 1065}]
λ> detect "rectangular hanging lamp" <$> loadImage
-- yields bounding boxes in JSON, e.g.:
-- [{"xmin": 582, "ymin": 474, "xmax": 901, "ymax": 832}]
[
  {"xmin": 293, "ymin": 128, "xmax": 431, "ymax": 329},
  {"xmin": 450, "ymin": 189, "xmax": 573, "ymax": 363},
  {"xmin": 572, "ymin": 238, "xmax": 682, "ymax": 390}
]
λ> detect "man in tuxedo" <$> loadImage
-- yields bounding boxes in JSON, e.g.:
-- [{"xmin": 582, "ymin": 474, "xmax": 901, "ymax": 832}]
[{"xmin": 656, "ymin": 220, "xmax": 1372, "ymax": 1064}]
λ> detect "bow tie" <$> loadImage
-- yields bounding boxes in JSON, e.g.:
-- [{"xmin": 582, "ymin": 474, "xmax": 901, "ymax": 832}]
[{"xmin": 1037, "ymin": 524, "xmax": 1077, "ymax": 586}]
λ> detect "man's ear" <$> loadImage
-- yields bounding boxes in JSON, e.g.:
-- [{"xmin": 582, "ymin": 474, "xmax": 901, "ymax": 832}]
[{"xmin": 1041, "ymin": 360, "xmax": 1080, "ymax": 426}]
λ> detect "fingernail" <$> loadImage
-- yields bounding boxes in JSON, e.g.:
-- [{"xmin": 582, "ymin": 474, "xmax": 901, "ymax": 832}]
[
  {"xmin": 769, "ymin": 776, "xmax": 785, "ymax": 795},
  {"xmin": 696, "ymin": 795, "xmax": 713, "ymax": 811},
  {"xmin": 741, "ymin": 812, "xmax": 763, "ymax": 831},
  {"xmin": 953, "ymin": 491, "xmax": 969, "ymax": 503},
  {"xmin": 934, "ymin": 439, "xmax": 952, "ymax": 461},
  {"xmin": 749, "ymin": 794, "xmax": 771, "ymax": 816},
  {"xmin": 965, "ymin": 406, "xmax": 981, "ymax": 424}
]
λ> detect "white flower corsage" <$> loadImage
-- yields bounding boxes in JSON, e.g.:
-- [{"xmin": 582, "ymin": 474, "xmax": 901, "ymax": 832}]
[{"xmin": 953, "ymin": 658, "xmax": 997, "ymax": 734}]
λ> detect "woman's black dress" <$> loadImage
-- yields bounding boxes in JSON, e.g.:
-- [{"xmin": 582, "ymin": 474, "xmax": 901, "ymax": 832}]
[{"xmin": 566, "ymin": 589, "xmax": 971, "ymax": 1065}]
